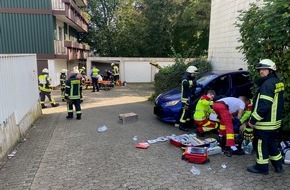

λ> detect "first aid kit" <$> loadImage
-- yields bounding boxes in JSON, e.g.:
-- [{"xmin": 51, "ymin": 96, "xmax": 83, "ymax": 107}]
[{"xmin": 182, "ymin": 147, "xmax": 209, "ymax": 164}]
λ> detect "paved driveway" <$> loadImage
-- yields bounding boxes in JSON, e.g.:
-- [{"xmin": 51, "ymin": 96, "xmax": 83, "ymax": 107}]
[{"xmin": 0, "ymin": 83, "xmax": 289, "ymax": 190}]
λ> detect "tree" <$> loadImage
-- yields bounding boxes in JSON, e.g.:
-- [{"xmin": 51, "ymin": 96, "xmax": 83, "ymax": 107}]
[
  {"xmin": 85, "ymin": 0, "xmax": 120, "ymax": 56},
  {"xmin": 86, "ymin": 0, "xmax": 211, "ymax": 57},
  {"xmin": 236, "ymin": 0, "xmax": 290, "ymax": 131}
]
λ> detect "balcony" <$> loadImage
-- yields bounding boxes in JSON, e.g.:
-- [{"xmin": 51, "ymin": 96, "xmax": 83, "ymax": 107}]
[
  {"xmin": 52, "ymin": 0, "xmax": 88, "ymax": 32},
  {"xmin": 64, "ymin": 40, "xmax": 90, "ymax": 60},
  {"xmin": 54, "ymin": 40, "xmax": 67, "ymax": 55},
  {"xmin": 75, "ymin": 0, "xmax": 88, "ymax": 7}
]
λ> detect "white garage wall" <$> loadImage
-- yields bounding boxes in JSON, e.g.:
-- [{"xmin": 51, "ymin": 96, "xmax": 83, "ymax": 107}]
[{"xmin": 87, "ymin": 57, "xmax": 176, "ymax": 83}]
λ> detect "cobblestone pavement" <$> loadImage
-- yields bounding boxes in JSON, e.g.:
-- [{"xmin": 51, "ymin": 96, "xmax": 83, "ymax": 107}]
[{"xmin": 0, "ymin": 83, "xmax": 289, "ymax": 190}]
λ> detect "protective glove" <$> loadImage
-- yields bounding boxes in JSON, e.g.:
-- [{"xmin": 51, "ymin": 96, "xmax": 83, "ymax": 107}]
[
  {"xmin": 182, "ymin": 102, "xmax": 189, "ymax": 110},
  {"xmin": 243, "ymin": 126, "xmax": 254, "ymax": 141}
]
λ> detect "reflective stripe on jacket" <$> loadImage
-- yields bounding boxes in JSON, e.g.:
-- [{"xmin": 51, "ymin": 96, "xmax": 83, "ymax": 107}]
[
  {"xmin": 65, "ymin": 75, "xmax": 81, "ymax": 99},
  {"xmin": 181, "ymin": 79, "xmax": 195, "ymax": 103},
  {"xmin": 250, "ymin": 74, "xmax": 284, "ymax": 130},
  {"xmin": 113, "ymin": 65, "xmax": 119, "ymax": 76},
  {"xmin": 194, "ymin": 95, "xmax": 213, "ymax": 121},
  {"xmin": 38, "ymin": 74, "xmax": 51, "ymax": 92},
  {"xmin": 91, "ymin": 68, "xmax": 99, "ymax": 78}
]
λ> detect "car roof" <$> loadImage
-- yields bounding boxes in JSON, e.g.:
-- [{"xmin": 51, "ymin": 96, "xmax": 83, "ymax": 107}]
[
  {"xmin": 203, "ymin": 70, "xmax": 249, "ymax": 75},
  {"xmin": 196, "ymin": 70, "xmax": 250, "ymax": 85}
]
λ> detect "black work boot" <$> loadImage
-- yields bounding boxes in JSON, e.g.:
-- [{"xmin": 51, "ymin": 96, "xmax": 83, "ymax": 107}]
[
  {"xmin": 52, "ymin": 103, "xmax": 59, "ymax": 107},
  {"xmin": 41, "ymin": 105, "xmax": 47, "ymax": 109},
  {"xmin": 275, "ymin": 166, "xmax": 284, "ymax": 173},
  {"xmin": 76, "ymin": 114, "xmax": 81, "ymax": 120},
  {"xmin": 66, "ymin": 114, "xmax": 73, "ymax": 119},
  {"xmin": 247, "ymin": 165, "xmax": 269, "ymax": 175},
  {"xmin": 223, "ymin": 147, "xmax": 233, "ymax": 157}
]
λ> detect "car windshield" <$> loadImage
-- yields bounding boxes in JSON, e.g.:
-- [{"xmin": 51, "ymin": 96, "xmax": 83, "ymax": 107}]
[{"xmin": 196, "ymin": 73, "xmax": 218, "ymax": 86}]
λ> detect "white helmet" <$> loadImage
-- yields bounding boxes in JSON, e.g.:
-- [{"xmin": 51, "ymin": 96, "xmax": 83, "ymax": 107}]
[
  {"xmin": 61, "ymin": 69, "xmax": 67, "ymax": 73},
  {"xmin": 186, "ymin": 66, "xmax": 198, "ymax": 73},
  {"xmin": 111, "ymin": 63, "xmax": 115, "ymax": 66},
  {"xmin": 71, "ymin": 69, "xmax": 79, "ymax": 74},
  {"xmin": 42, "ymin": 68, "xmax": 49, "ymax": 73},
  {"xmin": 256, "ymin": 59, "xmax": 276, "ymax": 71}
]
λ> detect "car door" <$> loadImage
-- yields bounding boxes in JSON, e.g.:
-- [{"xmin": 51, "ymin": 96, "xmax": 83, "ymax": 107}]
[
  {"xmin": 204, "ymin": 74, "xmax": 231, "ymax": 97},
  {"xmin": 230, "ymin": 72, "xmax": 252, "ymax": 98}
]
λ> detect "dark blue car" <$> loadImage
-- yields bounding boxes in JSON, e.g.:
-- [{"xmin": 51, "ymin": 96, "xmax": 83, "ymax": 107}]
[{"xmin": 154, "ymin": 70, "xmax": 253, "ymax": 123}]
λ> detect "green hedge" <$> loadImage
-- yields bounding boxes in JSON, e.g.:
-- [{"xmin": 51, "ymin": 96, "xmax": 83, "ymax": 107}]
[
  {"xmin": 236, "ymin": 0, "xmax": 290, "ymax": 131},
  {"xmin": 153, "ymin": 58, "xmax": 212, "ymax": 99}
]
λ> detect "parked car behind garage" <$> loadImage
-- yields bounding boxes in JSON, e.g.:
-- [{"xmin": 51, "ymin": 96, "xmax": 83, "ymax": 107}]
[{"xmin": 154, "ymin": 70, "xmax": 253, "ymax": 123}]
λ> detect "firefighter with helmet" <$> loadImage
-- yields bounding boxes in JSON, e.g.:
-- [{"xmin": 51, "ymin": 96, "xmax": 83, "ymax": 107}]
[
  {"xmin": 111, "ymin": 63, "xmax": 119, "ymax": 84},
  {"xmin": 38, "ymin": 68, "xmax": 59, "ymax": 108},
  {"xmin": 247, "ymin": 59, "xmax": 284, "ymax": 174},
  {"xmin": 65, "ymin": 69, "xmax": 82, "ymax": 120},
  {"xmin": 178, "ymin": 65, "xmax": 198, "ymax": 131},
  {"xmin": 60, "ymin": 69, "xmax": 67, "ymax": 102}
]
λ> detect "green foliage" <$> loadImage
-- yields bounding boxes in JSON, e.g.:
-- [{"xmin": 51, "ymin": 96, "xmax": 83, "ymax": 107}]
[
  {"xmin": 153, "ymin": 48, "xmax": 212, "ymax": 99},
  {"xmin": 236, "ymin": 0, "xmax": 290, "ymax": 131},
  {"xmin": 86, "ymin": 0, "xmax": 211, "ymax": 57}
]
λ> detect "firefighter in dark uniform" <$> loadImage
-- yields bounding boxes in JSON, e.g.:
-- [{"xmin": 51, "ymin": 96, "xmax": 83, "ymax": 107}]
[
  {"xmin": 247, "ymin": 59, "xmax": 284, "ymax": 174},
  {"xmin": 65, "ymin": 69, "xmax": 82, "ymax": 120},
  {"xmin": 178, "ymin": 66, "xmax": 198, "ymax": 131},
  {"xmin": 38, "ymin": 68, "xmax": 59, "ymax": 109},
  {"xmin": 60, "ymin": 69, "xmax": 67, "ymax": 102}
]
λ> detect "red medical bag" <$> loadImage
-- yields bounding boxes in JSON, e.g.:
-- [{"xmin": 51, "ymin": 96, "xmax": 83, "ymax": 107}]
[{"xmin": 182, "ymin": 147, "xmax": 209, "ymax": 164}]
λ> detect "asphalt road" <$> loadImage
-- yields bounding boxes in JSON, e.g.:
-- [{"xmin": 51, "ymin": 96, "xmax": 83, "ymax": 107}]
[{"xmin": 0, "ymin": 83, "xmax": 289, "ymax": 190}]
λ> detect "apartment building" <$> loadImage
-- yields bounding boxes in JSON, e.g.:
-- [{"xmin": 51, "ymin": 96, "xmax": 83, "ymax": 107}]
[{"xmin": 0, "ymin": 0, "xmax": 90, "ymax": 86}]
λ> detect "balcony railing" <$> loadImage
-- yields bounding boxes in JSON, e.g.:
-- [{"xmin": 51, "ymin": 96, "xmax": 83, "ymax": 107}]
[
  {"xmin": 75, "ymin": 0, "xmax": 88, "ymax": 7},
  {"xmin": 52, "ymin": 0, "xmax": 88, "ymax": 32},
  {"xmin": 54, "ymin": 40, "xmax": 67, "ymax": 55}
]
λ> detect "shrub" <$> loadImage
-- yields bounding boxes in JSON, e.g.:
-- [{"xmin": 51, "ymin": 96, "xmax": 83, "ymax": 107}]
[
  {"xmin": 153, "ymin": 57, "xmax": 212, "ymax": 99},
  {"xmin": 236, "ymin": 0, "xmax": 290, "ymax": 131}
]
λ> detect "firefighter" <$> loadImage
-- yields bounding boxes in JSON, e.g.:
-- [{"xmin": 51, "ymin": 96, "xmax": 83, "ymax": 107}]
[
  {"xmin": 232, "ymin": 96, "xmax": 253, "ymax": 133},
  {"xmin": 79, "ymin": 66, "xmax": 86, "ymax": 76},
  {"xmin": 213, "ymin": 97, "xmax": 246, "ymax": 156},
  {"xmin": 178, "ymin": 66, "xmax": 198, "ymax": 131},
  {"xmin": 247, "ymin": 59, "xmax": 284, "ymax": 175},
  {"xmin": 60, "ymin": 69, "xmax": 67, "ymax": 102},
  {"xmin": 193, "ymin": 90, "xmax": 218, "ymax": 136},
  {"xmin": 90, "ymin": 65, "xmax": 100, "ymax": 92},
  {"xmin": 111, "ymin": 63, "xmax": 119, "ymax": 84},
  {"xmin": 65, "ymin": 69, "xmax": 82, "ymax": 120},
  {"xmin": 38, "ymin": 68, "xmax": 59, "ymax": 109}
]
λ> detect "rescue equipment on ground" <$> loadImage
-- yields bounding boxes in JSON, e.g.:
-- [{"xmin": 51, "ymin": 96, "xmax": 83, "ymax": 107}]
[
  {"xmin": 182, "ymin": 147, "xmax": 209, "ymax": 164},
  {"xmin": 280, "ymin": 140, "xmax": 290, "ymax": 164},
  {"xmin": 135, "ymin": 141, "xmax": 150, "ymax": 149}
]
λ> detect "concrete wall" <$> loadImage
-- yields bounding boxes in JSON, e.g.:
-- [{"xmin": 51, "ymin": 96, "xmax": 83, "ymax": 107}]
[
  {"xmin": 208, "ymin": 0, "xmax": 264, "ymax": 70},
  {"xmin": 0, "ymin": 54, "xmax": 42, "ymax": 160}
]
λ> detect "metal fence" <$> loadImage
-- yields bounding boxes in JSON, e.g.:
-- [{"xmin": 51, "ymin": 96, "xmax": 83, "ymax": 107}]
[{"xmin": 0, "ymin": 54, "xmax": 39, "ymax": 124}]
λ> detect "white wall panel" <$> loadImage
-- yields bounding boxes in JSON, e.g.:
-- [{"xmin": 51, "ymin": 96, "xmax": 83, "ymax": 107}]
[
  {"xmin": 0, "ymin": 54, "xmax": 39, "ymax": 124},
  {"xmin": 208, "ymin": 0, "xmax": 264, "ymax": 70}
]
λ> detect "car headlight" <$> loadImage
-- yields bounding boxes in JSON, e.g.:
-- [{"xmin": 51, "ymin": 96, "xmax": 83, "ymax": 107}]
[{"xmin": 165, "ymin": 100, "xmax": 180, "ymax": 106}]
